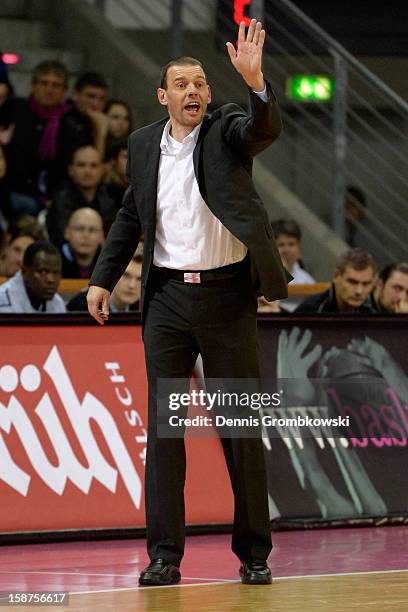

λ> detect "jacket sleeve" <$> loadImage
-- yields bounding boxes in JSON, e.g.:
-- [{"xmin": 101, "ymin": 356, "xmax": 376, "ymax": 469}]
[
  {"xmin": 220, "ymin": 80, "xmax": 283, "ymax": 158},
  {"xmin": 89, "ymin": 135, "xmax": 143, "ymax": 292},
  {"xmin": 89, "ymin": 185, "xmax": 142, "ymax": 292}
]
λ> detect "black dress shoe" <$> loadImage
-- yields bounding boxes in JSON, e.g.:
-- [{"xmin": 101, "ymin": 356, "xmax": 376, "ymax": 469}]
[
  {"xmin": 139, "ymin": 558, "xmax": 181, "ymax": 586},
  {"xmin": 239, "ymin": 560, "xmax": 272, "ymax": 585}
]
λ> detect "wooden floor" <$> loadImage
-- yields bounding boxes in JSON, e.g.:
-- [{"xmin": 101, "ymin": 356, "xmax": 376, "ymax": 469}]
[
  {"xmin": 1, "ymin": 527, "xmax": 407, "ymax": 611},
  {"xmin": 65, "ymin": 572, "xmax": 408, "ymax": 612}
]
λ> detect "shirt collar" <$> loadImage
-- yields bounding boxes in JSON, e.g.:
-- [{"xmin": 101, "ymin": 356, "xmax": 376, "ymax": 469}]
[{"xmin": 160, "ymin": 120, "xmax": 202, "ymax": 154}]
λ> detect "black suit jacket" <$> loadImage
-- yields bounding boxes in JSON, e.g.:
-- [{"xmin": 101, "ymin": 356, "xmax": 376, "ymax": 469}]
[{"xmin": 90, "ymin": 82, "xmax": 291, "ymax": 319}]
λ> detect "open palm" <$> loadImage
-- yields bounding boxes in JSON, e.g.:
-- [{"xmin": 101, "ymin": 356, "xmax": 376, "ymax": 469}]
[{"xmin": 226, "ymin": 19, "xmax": 265, "ymax": 88}]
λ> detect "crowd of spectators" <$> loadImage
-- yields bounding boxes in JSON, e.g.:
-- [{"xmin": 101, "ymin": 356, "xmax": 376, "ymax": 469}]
[
  {"xmin": 0, "ymin": 53, "xmax": 139, "ymax": 313},
  {"xmin": 0, "ymin": 55, "xmax": 406, "ymax": 316},
  {"xmin": 259, "ymin": 218, "xmax": 408, "ymax": 315}
]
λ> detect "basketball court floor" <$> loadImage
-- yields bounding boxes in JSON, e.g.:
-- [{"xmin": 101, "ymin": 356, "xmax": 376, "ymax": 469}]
[{"xmin": 0, "ymin": 526, "xmax": 407, "ymax": 611}]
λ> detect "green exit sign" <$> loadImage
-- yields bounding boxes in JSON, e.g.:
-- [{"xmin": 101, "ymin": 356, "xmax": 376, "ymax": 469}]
[{"xmin": 286, "ymin": 75, "xmax": 334, "ymax": 102}]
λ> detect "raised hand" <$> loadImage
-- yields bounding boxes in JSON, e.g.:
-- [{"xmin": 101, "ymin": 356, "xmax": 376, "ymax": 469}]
[{"xmin": 226, "ymin": 18, "xmax": 265, "ymax": 91}]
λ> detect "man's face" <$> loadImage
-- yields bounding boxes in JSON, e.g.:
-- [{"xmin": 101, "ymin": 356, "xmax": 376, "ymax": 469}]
[
  {"xmin": 68, "ymin": 147, "xmax": 103, "ymax": 190},
  {"xmin": 22, "ymin": 252, "xmax": 61, "ymax": 301},
  {"xmin": 112, "ymin": 260, "xmax": 142, "ymax": 308},
  {"xmin": 157, "ymin": 64, "xmax": 211, "ymax": 134},
  {"xmin": 3, "ymin": 236, "xmax": 34, "ymax": 277},
  {"xmin": 275, "ymin": 234, "xmax": 301, "ymax": 270},
  {"xmin": 64, "ymin": 209, "xmax": 104, "ymax": 257},
  {"xmin": 377, "ymin": 271, "xmax": 408, "ymax": 312},
  {"xmin": 32, "ymin": 72, "xmax": 66, "ymax": 108},
  {"xmin": 333, "ymin": 264, "xmax": 375, "ymax": 311},
  {"xmin": 74, "ymin": 85, "xmax": 107, "ymax": 114}
]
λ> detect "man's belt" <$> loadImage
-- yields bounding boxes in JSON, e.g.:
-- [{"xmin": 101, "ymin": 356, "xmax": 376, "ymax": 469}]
[{"xmin": 153, "ymin": 258, "xmax": 247, "ymax": 284}]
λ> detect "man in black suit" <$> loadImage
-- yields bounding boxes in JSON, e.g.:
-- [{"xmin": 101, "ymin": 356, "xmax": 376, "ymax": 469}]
[{"xmin": 88, "ymin": 19, "xmax": 290, "ymax": 586}]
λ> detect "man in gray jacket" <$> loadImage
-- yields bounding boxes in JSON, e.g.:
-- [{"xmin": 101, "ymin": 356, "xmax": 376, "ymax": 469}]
[{"xmin": 0, "ymin": 241, "xmax": 65, "ymax": 313}]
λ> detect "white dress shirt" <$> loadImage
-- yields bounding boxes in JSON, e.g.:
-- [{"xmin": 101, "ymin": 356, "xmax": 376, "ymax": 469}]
[
  {"xmin": 153, "ymin": 87, "xmax": 268, "ymax": 270},
  {"xmin": 289, "ymin": 261, "xmax": 315, "ymax": 284},
  {"xmin": 281, "ymin": 261, "xmax": 315, "ymax": 312}
]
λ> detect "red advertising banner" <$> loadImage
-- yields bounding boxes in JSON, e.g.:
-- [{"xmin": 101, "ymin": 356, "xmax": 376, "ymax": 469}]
[{"xmin": 0, "ymin": 323, "xmax": 233, "ymax": 534}]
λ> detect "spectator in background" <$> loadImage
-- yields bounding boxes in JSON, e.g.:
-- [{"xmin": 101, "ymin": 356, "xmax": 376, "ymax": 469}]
[
  {"xmin": 67, "ymin": 254, "xmax": 142, "ymax": 312},
  {"xmin": 0, "ymin": 144, "xmax": 12, "ymax": 225},
  {"xmin": 272, "ymin": 220, "xmax": 315, "ymax": 283},
  {"xmin": 0, "ymin": 241, "xmax": 65, "ymax": 313},
  {"xmin": 373, "ymin": 263, "xmax": 408, "ymax": 313},
  {"xmin": 104, "ymin": 141, "xmax": 128, "ymax": 196},
  {"xmin": 46, "ymin": 145, "xmax": 117, "ymax": 246},
  {"xmin": 345, "ymin": 185, "xmax": 367, "ymax": 247},
  {"xmin": 61, "ymin": 207, "xmax": 104, "ymax": 278},
  {"xmin": 271, "ymin": 219, "xmax": 315, "ymax": 312},
  {"xmin": 5, "ymin": 61, "xmax": 70, "ymax": 210},
  {"xmin": 0, "ymin": 218, "xmax": 45, "ymax": 277},
  {"xmin": 105, "ymin": 98, "xmax": 132, "ymax": 151},
  {"xmin": 56, "ymin": 72, "xmax": 108, "ymax": 183},
  {"xmin": 296, "ymin": 248, "xmax": 377, "ymax": 314},
  {"xmin": 0, "ymin": 52, "xmax": 15, "ymax": 148}
]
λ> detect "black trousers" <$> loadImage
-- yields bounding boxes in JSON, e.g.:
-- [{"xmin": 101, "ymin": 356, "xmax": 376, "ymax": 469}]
[{"xmin": 142, "ymin": 263, "xmax": 272, "ymax": 566}]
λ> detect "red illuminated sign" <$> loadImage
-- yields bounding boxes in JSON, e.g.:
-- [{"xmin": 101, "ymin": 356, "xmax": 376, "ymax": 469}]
[
  {"xmin": 233, "ymin": 0, "xmax": 252, "ymax": 27},
  {"xmin": 2, "ymin": 53, "xmax": 20, "ymax": 65}
]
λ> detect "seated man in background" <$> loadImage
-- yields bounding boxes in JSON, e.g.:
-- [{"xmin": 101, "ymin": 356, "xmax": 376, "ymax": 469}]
[
  {"xmin": 0, "ymin": 241, "xmax": 65, "ymax": 313},
  {"xmin": 0, "ymin": 218, "xmax": 45, "ymax": 277},
  {"xmin": 55, "ymin": 72, "xmax": 108, "ymax": 184},
  {"xmin": 272, "ymin": 219, "xmax": 315, "ymax": 283},
  {"xmin": 5, "ymin": 60, "xmax": 70, "ymax": 209},
  {"xmin": 46, "ymin": 145, "xmax": 117, "ymax": 246},
  {"xmin": 271, "ymin": 219, "xmax": 315, "ymax": 312},
  {"xmin": 67, "ymin": 254, "xmax": 141, "ymax": 312},
  {"xmin": 61, "ymin": 207, "xmax": 105, "ymax": 278},
  {"xmin": 373, "ymin": 262, "xmax": 408, "ymax": 313},
  {"xmin": 296, "ymin": 248, "xmax": 377, "ymax": 314},
  {"xmin": 61, "ymin": 207, "xmax": 104, "ymax": 278}
]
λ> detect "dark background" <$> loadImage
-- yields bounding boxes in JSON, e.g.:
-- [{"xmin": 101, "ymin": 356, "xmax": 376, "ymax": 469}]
[{"xmin": 217, "ymin": 1, "xmax": 408, "ymax": 55}]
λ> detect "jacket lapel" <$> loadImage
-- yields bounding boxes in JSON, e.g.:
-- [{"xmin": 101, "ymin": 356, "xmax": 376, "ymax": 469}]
[
  {"xmin": 144, "ymin": 123, "xmax": 164, "ymax": 198},
  {"xmin": 193, "ymin": 115, "xmax": 211, "ymax": 203}
]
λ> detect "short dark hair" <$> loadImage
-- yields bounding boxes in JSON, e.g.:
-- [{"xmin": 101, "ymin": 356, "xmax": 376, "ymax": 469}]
[
  {"xmin": 105, "ymin": 98, "xmax": 132, "ymax": 119},
  {"xmin": 23, "ymin": 241, "xmax": 61, "ymax": 268},
  {"xmin": 32, "ymin": 60, "xmax": 69, "ymax": 89},
  {"xmin": 68, "ymin": 144, "xmax": 101, "ymax": 165},
  {"xmin": 159, "ymin": 56, "xmax": 205, "ymax": 89},
  {"xmin": 74, "ymin": 72, "xmax": 108, "ymax": 92},
  {"xmin": 335, "ymin": 248, "xmax": 376, "ymax": 275},
  {"xmin": 379, "ymin": 262, "xmax": 408, "ymax": 284},
  {"xmin": 8, "ymin": 217, "xmax": 46, "ymax": 243},
  {"xmin": 271, "ymin": 219, "xmax": 302, "ymax": 241}
]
